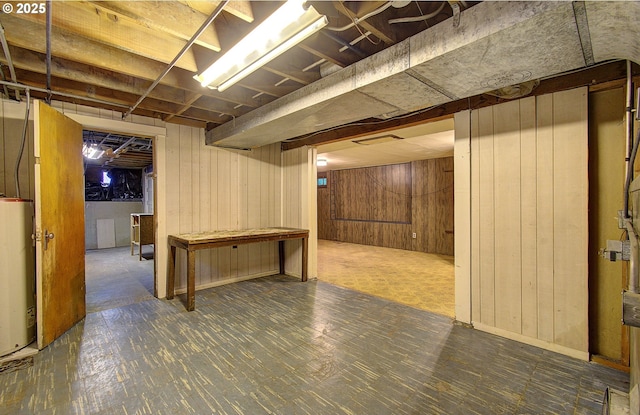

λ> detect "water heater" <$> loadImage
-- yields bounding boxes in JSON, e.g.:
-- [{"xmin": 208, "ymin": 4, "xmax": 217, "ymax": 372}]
[{"xmin": 0, "ymin": 198, "xmax": 36, "ymax": 356}]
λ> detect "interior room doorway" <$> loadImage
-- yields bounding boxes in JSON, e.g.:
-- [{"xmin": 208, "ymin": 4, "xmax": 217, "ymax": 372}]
[
  {"xmin": 314, "ymin": 118, "xmax": 456, "ymax": 317},
  {"xmin": 82, "ymin": 130, "xmax": 156, "ymax": 313}
]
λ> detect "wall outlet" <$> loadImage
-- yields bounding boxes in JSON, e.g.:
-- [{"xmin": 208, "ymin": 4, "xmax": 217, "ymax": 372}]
[{"xmin": 412, "ymin": 232, "xmax": 417, "ymax": 239}]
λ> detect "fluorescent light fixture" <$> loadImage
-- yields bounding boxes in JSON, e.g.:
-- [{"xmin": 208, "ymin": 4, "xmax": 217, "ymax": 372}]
[
  {"xmin": 82, "ymin": 143, "xmax": 104, "ymax": 160},
  {"xmin": 317, "ymin": 158, "xmax": 327, "ymax": 167},
  {"xmin": 352, "ymin": 135, "xmax": 403, "ymax": 145},
  {"xmin": 194, "ymin": 0, "xmax": 327, "ymax": 92}
]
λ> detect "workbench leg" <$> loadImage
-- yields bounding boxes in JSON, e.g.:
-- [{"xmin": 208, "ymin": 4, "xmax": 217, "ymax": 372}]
[
  {"xmin": 279, "ymin": 240, "xmax": 285, "ymax": 275},
  {"xmin": 302, "ymin": 237, "xmax": 308, "ymax": 282},
  {"xmin": 167, "ymin": 245, "xmax": 176, "ymax": 300},
  {"xmin": 187, "ymin": 250, "xmax": 196, "ymax": 311}
]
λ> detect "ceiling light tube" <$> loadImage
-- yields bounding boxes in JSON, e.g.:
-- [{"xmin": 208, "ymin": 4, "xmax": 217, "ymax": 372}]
[
  {"xmin": 194, "ymin": 0, "xmax": 327, "ymax": 92},
  {"xmin": 82, "ymin": 144, "xmax": 104, "ymax": 160}
]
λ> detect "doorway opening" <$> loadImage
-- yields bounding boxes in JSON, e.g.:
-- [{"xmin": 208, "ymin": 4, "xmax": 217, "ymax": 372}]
[
  {"xmin": 314, "ymin": 118, "xmax": 456, "ymax": 317},
  {"xmin": 82, "ymin": 130, "xmax": 155, "ymax": 313}
]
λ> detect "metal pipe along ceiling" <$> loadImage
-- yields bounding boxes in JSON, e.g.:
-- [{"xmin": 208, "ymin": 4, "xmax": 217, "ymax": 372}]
[
  {"xmin": 122, "ymin": 0, "xmax": 230, "ymax": 119},
  {"xmin": 0, "ymin": 23, "xmax": 18, "ymax": 100}
]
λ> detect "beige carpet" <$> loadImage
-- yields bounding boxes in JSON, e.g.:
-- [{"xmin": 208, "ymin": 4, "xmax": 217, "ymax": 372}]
[{"xmin": 317, "ymin": 240, "xmax": 455, "ymax": 317}]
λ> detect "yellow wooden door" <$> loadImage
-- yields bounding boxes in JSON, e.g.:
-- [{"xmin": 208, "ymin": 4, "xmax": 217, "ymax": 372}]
[{"xmin": 34, "ymin": 101, "xmax": 85, "ymax": 349}]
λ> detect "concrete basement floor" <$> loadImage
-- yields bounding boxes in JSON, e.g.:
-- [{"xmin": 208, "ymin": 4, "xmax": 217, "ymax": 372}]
[
  {"xmin": 85, "ymin": 246, "xmax": 155, "ymax": 313},
  {"xmin": 0, "ymin": 247, "xmax": 629, "ymax": 414}
]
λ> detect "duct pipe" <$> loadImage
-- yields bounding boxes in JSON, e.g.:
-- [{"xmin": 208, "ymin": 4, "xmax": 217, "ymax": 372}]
[
  {"xmin": 13, "ymin": 89, "xmax": 30, "ymax": 199},
  {"xmin": 122, "ymin": 0, "xmax": 229, "ymax": 120}
]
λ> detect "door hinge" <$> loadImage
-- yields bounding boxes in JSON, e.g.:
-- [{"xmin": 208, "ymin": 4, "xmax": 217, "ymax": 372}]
[{"xmin": 33, "ymin": 229, "xmax": 42, "ymax": 242}]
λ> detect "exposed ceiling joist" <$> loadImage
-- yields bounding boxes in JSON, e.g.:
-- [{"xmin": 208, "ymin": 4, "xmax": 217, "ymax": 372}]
[
  {"xmin": 298, "ymin": 34, "xmax": 362, "ymax": 68},
  {"xmin": 0, "ymin": 1, "xmax": 492, "ymax": 128},
  {"xmin": 262, "ymin": 59, "xmax": 321, "ymax": 86},
  {"xmin": 89, "ymin": 1, "xmax": 222, "ymax": 52},
  {"xmin": 180, "ymin": 0, "xmax": 254, "ymax": 23},
  {"xmin": 3, "ymin": 46, "xmax": 250, "ymax": 122},
  {"xmin": 14, "ymin": 2, "xmax": 204, "ymax": 72},
  {"xmin": 335, "ymin": 1, "xmax": 396, "ymax": 45}
]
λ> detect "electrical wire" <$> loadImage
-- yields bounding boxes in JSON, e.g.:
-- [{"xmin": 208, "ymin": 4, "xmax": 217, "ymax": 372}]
[
  {"xmin": 337, "ymin": 1, "xmax": 381, "ymax": 46},
  {"xmin": 624, "ymin": 127, "xmax": 640, "ymax": 218},
  {"xmin": 327, "ymin": 1, "xmax": 393, "ymax": 32},
  {"xmin": 14, "ymin": 89, "xmax": 30, "ymax": 199},
  {"xmin": 388, "ymin": 2, "xmax": 445, "ymax": 26}
]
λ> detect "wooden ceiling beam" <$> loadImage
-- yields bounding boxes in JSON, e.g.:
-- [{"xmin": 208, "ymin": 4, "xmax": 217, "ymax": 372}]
[
  {"xmin": 298, "ymin": 33, "xmax": 361, "ymax": 68},
  {"xmin": 16, "ymin": 69, "xmax": 181, "ymax": 115},
  {"xmin": 1, "ymin": 15, "xmax": 192, "ymax": 85},
  {"xmin": 15, "ymin": 68, "xmax": 227, "ymax": 125},
  {"xmin": 13, "ymin": 2, "xmax": 200, "ymax": 72},
  {"xmin": 194, "ymin": 94, "xmax": 275, "ymax": 115},
  {"xmin": 0, "ymin": 20, "xmax": 264, "ymax": 109},
  {"xmin": 26, "ymin": 88, "xmax": 162, "ymax": 120},
  {"xmin": 337, "ymin": 2, "xmax": 396, "ymax": 45},
  {"xmin": 3, "ymin": 46, "xmax": 236, "ymax": 116},
  {"xmin": 88, "ymin": 1, "xmax": 221, "ymax": 51},
  {"xmin": 180, "ymin": 0, "xmax": 254, "ymax": 23},
  {"xmin": 233, "ymin": 81, "xmax": 300, "ymax": 99},
  {"xmin": 262, "ymin": 58, "xmax": 321, "ymax": 86},
  {"xmin": 5, "ymin": 46, "xmax": 165, "ymax": 98},
  {"xmin": 163, "ymin": 93, "xmax": 207, "ymax": 122},
  {"xmin": 180, "ymin": 107, "xmax": 231, "ymax": 125},
  {"xmin": 6, "ymin": 48, "xmax": 246, "ymax": 119},
  {"xmin": 26, "ymin": 88, "xmax": 205, "ymax": 129}
]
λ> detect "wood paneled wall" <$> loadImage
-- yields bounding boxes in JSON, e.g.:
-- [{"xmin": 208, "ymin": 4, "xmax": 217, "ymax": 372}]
[
  {"xmin": 282, "ymin": 146, "xmax": 318, "ymax": 278},
  {"xmin": 318, "ymin": 157, "xmax": 454, "ymax": 256},
  {"xmin": 0, "ymin": 99, "xmax": 34, "ymax": 199},
  {"xmin": 588, "ymin": 87, "xmax": 626, "ymax": 362},
  {"xmin": 163, "ymin": 124, "xmax": 283, "ymax": 291},
  {"xmin": 412, "ymin": 158, "xmax": 454, "ymax": 255},
  {"xmin": 49, "ymin": 102, "xmax": 287, "ymax": 297},
  {"xmin": 455, "ymin": 87, "xmax": 589, "ymax": 359},
  {"xmin": 333, "ymin": 164, "xmax": 412, "ymax": 223}
]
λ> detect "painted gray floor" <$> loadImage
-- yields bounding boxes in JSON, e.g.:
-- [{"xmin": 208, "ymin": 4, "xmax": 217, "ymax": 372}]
[
  {"xmin": 0, "ymin": 252, "xmax": 629, "ymax": 414},
  {"xmin": 85, "ymin": 246, "xmax": 155, "ymax": 313}
]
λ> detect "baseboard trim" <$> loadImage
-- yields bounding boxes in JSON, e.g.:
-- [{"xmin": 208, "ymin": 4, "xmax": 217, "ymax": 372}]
[
  {"xmin": 473, "ymin": 322, "xmax": 589, "ymax": 361},
  {"xmin": 173, "ymin": 270, "xmax": 281, "ymax": 295}
]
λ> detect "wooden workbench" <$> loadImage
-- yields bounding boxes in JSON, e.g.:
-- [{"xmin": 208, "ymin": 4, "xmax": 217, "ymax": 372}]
[{"xmin": 166, "ymin": 227, "xmax": 309, "ymax": 311}]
